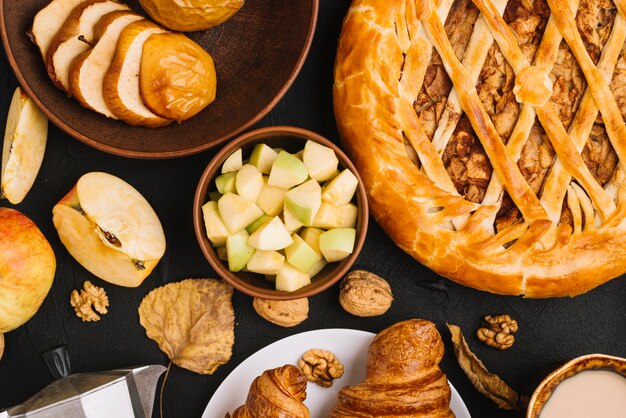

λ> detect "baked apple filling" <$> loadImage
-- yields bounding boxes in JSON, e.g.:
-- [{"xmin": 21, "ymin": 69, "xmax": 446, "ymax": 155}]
[{"xmin": 412, "ymin": 0, "xmax": 623, "ymax": 232}]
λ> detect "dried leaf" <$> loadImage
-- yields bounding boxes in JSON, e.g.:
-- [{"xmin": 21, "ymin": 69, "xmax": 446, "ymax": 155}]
[
  {"xmin": 139, "ymin": 279, "xmax": 234, "ymax": 375},
  {"xmin": 447, "ymin": 323, "xmax": 519, "ymax": 410}
]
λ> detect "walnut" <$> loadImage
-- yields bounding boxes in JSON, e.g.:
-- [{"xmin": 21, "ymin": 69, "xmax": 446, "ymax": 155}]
[
  {"xmin": 476, "ymin": 314, "xmax": 518, "ymax": 350},
  {"xmin": 252, "ymin": 298, "xmax": 308, "ymax": 327},
  {"xmin": 339, "ymin": 270, "xmax": 393, "ymax": 317},
  {"xmin": 298, "ymin": 349, "xmax": 344, "ymax": 388},
  {"xmin": 70, "ymin": 281, "xmax": 109, "ymax": 322}
]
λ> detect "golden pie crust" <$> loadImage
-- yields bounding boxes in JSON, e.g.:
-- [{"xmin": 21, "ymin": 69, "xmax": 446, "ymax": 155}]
[{"xmin": 334, "ymin": 0, "xmax": 626, "ymax": 297}]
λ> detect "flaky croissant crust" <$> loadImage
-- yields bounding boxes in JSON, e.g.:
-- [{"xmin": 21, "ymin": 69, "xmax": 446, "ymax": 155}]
[
  {"xmin": 228, "ymin": 365, "xmax": 310, "ymax": 418},
  {"xmin": 330, "ymin": 319, "xmax": 455, "ymax": 417}
]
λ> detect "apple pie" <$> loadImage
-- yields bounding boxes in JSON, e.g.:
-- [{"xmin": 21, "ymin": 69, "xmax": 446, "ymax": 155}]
[{"xmin": 334, "ymin": 0, "xmax": 626, "ymax": 297}]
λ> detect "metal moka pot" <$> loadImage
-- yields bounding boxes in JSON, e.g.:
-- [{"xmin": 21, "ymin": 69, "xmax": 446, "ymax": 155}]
[{"xmin": 0, "ymin": 346, "xmax": 166, "ymax": 418}]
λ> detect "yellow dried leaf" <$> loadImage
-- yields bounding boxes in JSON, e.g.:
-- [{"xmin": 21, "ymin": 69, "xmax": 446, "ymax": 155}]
[
  {"xmin": 447, "ymin": 323, "xmax": 519, "ymax": 410},
  {"xmin": 139, "ymin": 279, "xmax": 234, "ymax": 375}
]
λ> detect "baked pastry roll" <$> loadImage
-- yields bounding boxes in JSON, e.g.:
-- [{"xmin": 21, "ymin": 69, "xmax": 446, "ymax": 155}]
[
  {"xmin": 227, "ymin": 364, "xmax": 310, "ymax": 418},
  {"xmin": 330, "ymin": 319, "xmax": 454, "ymax": 417},
  {"xmin": 334, "ymin": 0, "xmax": 626, "ymax": 297}
]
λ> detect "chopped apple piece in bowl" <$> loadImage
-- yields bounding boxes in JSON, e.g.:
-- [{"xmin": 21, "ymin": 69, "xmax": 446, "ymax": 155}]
[
  {"xmin": 53, "ymin": 172, "xmax": 166, "ymax": 287},
  {"xmin": 194, "ymin": 126, "xmax": 368, "ymax": 300}
]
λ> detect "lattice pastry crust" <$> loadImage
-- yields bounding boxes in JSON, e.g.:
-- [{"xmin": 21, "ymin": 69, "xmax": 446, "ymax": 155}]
[{"xmin": 334, "ymin": 0, "xmax": 626, "ymax": 297}]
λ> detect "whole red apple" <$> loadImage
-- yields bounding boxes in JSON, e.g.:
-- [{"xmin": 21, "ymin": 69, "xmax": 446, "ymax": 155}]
[{"xmin": 0, "ymin": 208, "xmax": 56, "ymax": 333}]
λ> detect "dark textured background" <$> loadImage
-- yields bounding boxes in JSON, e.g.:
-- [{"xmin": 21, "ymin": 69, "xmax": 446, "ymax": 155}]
[{"xmin": 1, "ymin": 1, "xmax": 626, "ymax": 417}]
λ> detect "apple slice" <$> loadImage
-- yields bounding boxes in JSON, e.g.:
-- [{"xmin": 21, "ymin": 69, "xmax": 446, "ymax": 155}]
[
  {"xmin": 249, "ymin": 143, "xmax": 278, "ymax": 174},
  {"xmin": 300, "ymin": 227, "xmax": 323, "ymax": 254},
  {"xmin": 256, "ymin": 177, "xmax": 287, "ymax": 216},
  {"xmin": 222, "ymin": 149, "xmax": 242, "ymax": 173},
  {"xmin": 1, "ymin": 88, "xmax": 48, "ymax": 205},
  {"xmin": 246, "ymin": 215, "xmax": 271, "ymax": 234},
  {"xmin": 283, "ymin": 204, "xmax": 304, "ymax": 233},
  {"xmin": 226, "ymin": 230, "xmax": 254, "ymax": 272},
  {"xmin": 248, "ymin": 216, "xmax": 293, "ymax": 251},
  {"xmin": 339, "ymin": 203, "xmax": 358, "ymax": 228},
  {"xmin": 46, "ymin": 0, "xmax": 131, "ymax": 92},
  {"xmin": 285, "ymin": 179, "xmax": 321, "ymax": 226},
  {"xmin": 246, "ymin": 250, "xmax": 285, "ymax": 275},
  {"xmin": 303, "ymin": 140, "xmax": 339, "ymax": 182},
  {"xmin": 322, "ymin": 169, "xmax": 359, "ymax": 206},
  {"xmin": 312, "ymin": 202, "xmax": 342, "ymax": 229},
  {"xmin": 268, "ymin": 151, "xmax": 308, "ymax": 189},
  {"xmin": 202, "ymin": 201, "xmax": 229, "ymax": 247},
  {"xmin": 276, "ymin": 263, "xmax": 311, "ymax": 292},
  {"xmin": 69, "ymin": 11, "xmax": 143, "ymax": 117},
  {"xmin": 215, "ymin": 172, "xmax": 236, "ymax": 194},
  {"xmin": 308, "ymin": 258, "xmax": 327, "ymax": 278},
  {"xmin": 29, "ymin": 0, "xmax": 85, "ymax": 59},
  {"xmin": 285, "ymin": 234, "xmax": 322, "ymax": 274},
  {"xmin": 102, "ymin": 20, "xmax": 171, "ymax": 127},
  {"xmin": 236, "ymin": 164, "xmax": 263, "ymax": 202},
  {"xmin": 52, "ymin": 172, "xmax": 166, "ymax": 287},
  {"xmin": 218, "ymin": 192, "xmax": 264, "ymax": 234},
  {"xmin": 319, "ymin": 228, "xmax": 356, "ymax": 263}
]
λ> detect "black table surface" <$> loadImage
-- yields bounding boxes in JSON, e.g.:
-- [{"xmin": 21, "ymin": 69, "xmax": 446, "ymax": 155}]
[{"xmin": 1, "ymin": 2, "xmax": 626, "ymax": 417}]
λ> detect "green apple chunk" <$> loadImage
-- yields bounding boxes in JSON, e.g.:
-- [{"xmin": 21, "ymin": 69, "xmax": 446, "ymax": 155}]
[
  {"xmin": 276, "ymin": 263, "xmax": 311, "ymax": 292},
  {"xmin": 248, "ymin": 216, "xmax": 293, "ymax": 250},
  {"xmin": 256, "ymin": 177, "xmax": 287, "ymax": 216},
  {"xmin": 300, "ymin": 227, "xmax": 323, "ymax": 254},
  {"xmin": 236, "ymin": 164, "xmax": 264, "ymax": 202},
  {"xmin": 308, "ymin": 258, "xmax": 327, "ymax": 278},
  {"xmin": 285, "ymin": 234, "xmax": 322, "ymax": 273},
  {"xmin": 202, "ymin": 201, "xmax": 230, "ymax": 246},
  {"xmin": 246, "ymin": 250, "xmax": 285, "ymax": 275},
  {"xmin": 215, "ymin": 172, "xmax": 236, "ymax": 194},
  {"xmin": 222, "ymin": 148, "xmax": 243, "ymax": 173},
  {"xmin": 312, "ymin": 202, "xmax": 342, "ymax": 229},
  {"xmin": 283, "ymin": 204, "xmax": 304, "ymax": 233},
  {"xmin": 226, "ymin": 230, "xmax": 255, "ymax": 272},
  {"xmin": 322, "ymin": 169, "xmax": 358, "ymax": 206},
  {"xmin": 285, "ymin": 179, "xmax": 321, "ymax": 226},
  {"xmin": 218, "ymin": 192, "xmax": 264, "ymax": 233},
  {"xmin": 319, "ymin": 228, "xmax": 356, "ymax": 262},
  {"xmin": 268, "ymin": 151, "xmax": 308, "ymax": 189},
  {"xmin": 250, "ymin": 143, "xmax": 278, "ymax": 174},
  {"xmin": 303, "ymin": 140, "xmax": 339, "ymax": 182},
  {"xmin": 339, "ymin": 203, "xmax": 358, "ymax": 228},
  {"xmin": 246, "ymin": 214, "xmax": 272, "ymax": 234}
]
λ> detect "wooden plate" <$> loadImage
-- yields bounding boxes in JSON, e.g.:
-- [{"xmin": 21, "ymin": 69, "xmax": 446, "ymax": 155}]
[{"xmin": 0, "ymin": 0, "xmax": 318, "ymax": 158}]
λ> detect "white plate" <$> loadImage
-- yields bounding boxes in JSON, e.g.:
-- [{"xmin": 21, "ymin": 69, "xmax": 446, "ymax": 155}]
[{"xmin": 203, "ymin": 329, "xmax": 471, "ymax": 418}]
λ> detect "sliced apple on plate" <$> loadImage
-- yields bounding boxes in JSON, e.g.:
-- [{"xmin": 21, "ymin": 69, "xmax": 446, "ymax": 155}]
[
  {"xmin": 202, "ymin": 201, "xmax": 229, "ymax": 247},
  {"xmin": 246, "ymin": 250, "xmax": 285, "ymax": 275},
  {"xmin": 319, "ymin": 228, "xmax": 356, "ymax": 263},
  {"xmin": 276, "ymin": 263, "xmax": 311, "ymax": 292},
  {"xmin": 222, "ymin": 149, "xmax": 242, "ymax": 173},
  {"xmin": 226, "ymin": 230, "xmax": 254, "ymax": 273},
  {"xmin": 285, "ymin": 179, "xmax": 321, "ymax": 226},
  {"xmin": 285, "ymin": 234, "xmax": 322, "ymax": 274},
  {"xmin": 248, "ymin": 216, "xmax": 293, "ymax": 251},
  {"xmin": 217, "ymin": 192, "xmax": 263, "ymax": 234},
  {"xmin": 69, "ymin": 10, "xmax": 143, "ymax": 117},
  {"xmin": 29, "ymin": 0, "xmax": 86, "ymax": 59},
  {"xmin": 103, "ymin": 20, "xmax": 171, "ymax": 127},
  {"xmin": 236, "ymin": 164, "xmax": 263, "ymax": 202},
  {"xmin": 322, "ymin": 169, "xmax": 359, "ymax": 206},
  {"xmin": 268, "ymin": 151, "xmax": 308, "ymax": 189},
  {"xmin": 46, "ymin": 0, "xmax": 131, "ymax": 92},
  {"xmin": 303, "ymin": 140, "xmax": 339, "ymax": 182},
  {"xmin": 2, "ymin": 88, "xmax": 48, "ymax": 205},
  {"xmin": 52, "ymin": 172, "xmax": 166, "ymax": 287}
]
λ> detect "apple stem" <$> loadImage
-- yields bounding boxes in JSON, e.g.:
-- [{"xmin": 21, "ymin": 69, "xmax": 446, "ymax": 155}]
[{"xmin": 160, "ymin": 360, "xmax": 172, "ymax": 418}]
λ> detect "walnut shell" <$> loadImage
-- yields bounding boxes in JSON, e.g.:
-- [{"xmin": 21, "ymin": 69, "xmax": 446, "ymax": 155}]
[
  {"xmin": 253, "ymin": 298, "xmax": 309, "ymax": 327},
  {"xmin": 339, "ymin": 270, "xmax": 393, "ymax": 317}
]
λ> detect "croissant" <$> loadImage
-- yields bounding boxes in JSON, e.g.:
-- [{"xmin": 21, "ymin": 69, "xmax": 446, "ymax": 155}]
[
  {"xmin": 227, "ymin": 364, "xmax": 310, "ymax": 418},
  {"xmin": 330, "ymin": 319, "xmax": 455, "ymax": 417}
]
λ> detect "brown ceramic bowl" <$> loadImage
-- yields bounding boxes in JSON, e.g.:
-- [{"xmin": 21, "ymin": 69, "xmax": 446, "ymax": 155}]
[
  {"xmin": 193, "ymin": 126, "xmax": 369, "ymax": 300},
  {"xmin": 527, "ymin": 353, "xmax": 626, "ymax": 418},
  {"xmin": 0, "ymin": 0, "xmax": 318, "ymax": 158}
]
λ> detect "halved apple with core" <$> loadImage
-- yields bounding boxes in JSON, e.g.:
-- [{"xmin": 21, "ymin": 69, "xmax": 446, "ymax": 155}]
[
  {"xmin": 69, "ymin": 10, "xmax": 143, "ymax": 117},
  {"xmin": 46, "ymin": 0, "xmax": 131, "ymax": 92},
  {"xmin": 52, "ymin": 172, "xmax": 166, "ymax": 287},
  {"xmin": 2, "ymin": 88, "xmax": 48, "ymax": 205},
  {"xmin": 103, "ymin": 20, "xmax": 171, "ymax": 127}
]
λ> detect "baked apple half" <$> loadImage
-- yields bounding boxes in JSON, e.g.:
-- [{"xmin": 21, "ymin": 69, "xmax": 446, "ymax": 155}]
[{"xmin": 52, "ymin": 172, "xmax": 166, "ymax": 287}]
